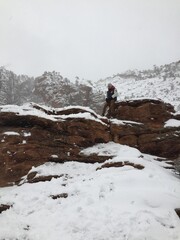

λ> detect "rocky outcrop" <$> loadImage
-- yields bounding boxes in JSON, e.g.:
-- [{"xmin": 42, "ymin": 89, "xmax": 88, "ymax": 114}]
[
  {"xmin": 0, "ymin": 204, "xmax": 12, "ymax": 213},
  {"xmin": 34, "ymin": 71, "xmax": 104, "ymax": 113},
  {"xmin": 114, "ymin": 99, "xmax": 174, "ymax": 125},
  {"xmin": 0, "ymin": 107, "xmax": 110, "ymax": 187},
  {"xmin": 110, "ymin": 99, "xmax": 180, "ymax": 159},
  {"xmin": 0, "ymin": 100, "xmax": 179, "ymax": 187}
]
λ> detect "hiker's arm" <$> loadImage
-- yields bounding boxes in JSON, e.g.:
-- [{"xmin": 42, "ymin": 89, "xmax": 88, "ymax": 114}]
[{"xmin": 112, "ymin": 89, "xmax": 118, "ymax": 98}]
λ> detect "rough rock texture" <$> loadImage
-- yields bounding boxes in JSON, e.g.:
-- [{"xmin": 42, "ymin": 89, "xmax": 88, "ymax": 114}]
[
  {"xmin": 175, "ymin": 208, "xmax": 180, "ymax": 219},
  {"xmin": 114, "ymin": 99, "xmax": 175, "ymax": 125},
  {"xmin": 96, "ymin": 161, "xmax": 144, "ymax": 170},
  {"xmin": 110, "ymin": 99, "xmax": 180, "ymax": 159},
  {"xmin": 0, "ymin": 100, "xmax": 180, "ymax": 187},
  {"xmin": 0, "ymin": 109, "xmax": 111, "ymax": 187},
  {"xmin": 0, "ymin": 204, "xmax": 12, "ymax": 213}
]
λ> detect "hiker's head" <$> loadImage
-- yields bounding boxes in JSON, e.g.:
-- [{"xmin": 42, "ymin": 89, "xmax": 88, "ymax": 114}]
[{"xmin": 108, "ymin": 83, "xmax": 113, "ymax": 89}]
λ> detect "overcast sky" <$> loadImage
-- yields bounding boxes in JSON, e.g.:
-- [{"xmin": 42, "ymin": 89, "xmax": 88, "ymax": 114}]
[{"xmin": 0, "ymin": 0, "xmax": 180, "ymax": 81}]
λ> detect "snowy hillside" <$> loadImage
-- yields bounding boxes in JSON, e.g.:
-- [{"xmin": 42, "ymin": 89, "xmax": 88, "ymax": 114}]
[
  {"xmin": 91, "ymin": 61, "xmax": 180, "ymax": 113},
  {"xmin": 95, "ymin": 76, "xmax": 180, "ymax": 113},
  {"xmin": 0, "ymin": 142, "xmax": 180, "ymax": 240}
]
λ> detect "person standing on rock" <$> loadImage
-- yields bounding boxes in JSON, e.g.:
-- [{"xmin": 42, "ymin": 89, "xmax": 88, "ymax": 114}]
[{"xmin": 102, "ymin": 83, "xmax": 118, "ymax": 118}]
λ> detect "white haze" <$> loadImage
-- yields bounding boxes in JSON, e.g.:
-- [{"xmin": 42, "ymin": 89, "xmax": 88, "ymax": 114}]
[{"xmin": 0, "ymin": 0, "xmax": 180, "ymax": 81}]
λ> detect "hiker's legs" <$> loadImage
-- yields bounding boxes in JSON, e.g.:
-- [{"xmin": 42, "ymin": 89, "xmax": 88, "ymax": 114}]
[
  {"xmin": 109, "ymin": 99, "xmax": 115, "ymax": 117},
  {"xmin": 102, "ymin": 102, "xmax": 109, "ymax": 116}
]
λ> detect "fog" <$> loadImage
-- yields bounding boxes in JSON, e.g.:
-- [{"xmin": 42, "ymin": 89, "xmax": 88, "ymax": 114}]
[{"xmin": 0, "ymin": 0, "xmax": 180, "ymax": 81}]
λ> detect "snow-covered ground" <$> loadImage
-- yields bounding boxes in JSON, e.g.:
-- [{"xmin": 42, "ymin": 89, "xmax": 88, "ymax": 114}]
[{"xmin": 0, "ymin": 142, "xmax": 180, "ymax": 240}]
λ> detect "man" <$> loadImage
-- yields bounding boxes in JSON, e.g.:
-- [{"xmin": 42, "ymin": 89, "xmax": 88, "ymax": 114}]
[{"xmin": 102, "ymin": 83, "xmax": 118, "ymax": 117}]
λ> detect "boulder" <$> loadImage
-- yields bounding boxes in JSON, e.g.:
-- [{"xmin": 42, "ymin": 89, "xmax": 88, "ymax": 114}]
[
  {"xmin": 110, "ymin": 99, "xmax": 180, "ymax": 159},
  {"xmin": 114, "ymin": 99, "xmax": 174, "ymax": 126}
]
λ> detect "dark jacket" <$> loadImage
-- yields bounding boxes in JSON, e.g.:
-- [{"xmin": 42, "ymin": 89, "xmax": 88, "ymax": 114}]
[{"xmin": 106, "ymin": 86, "xmax": 117, "ymax": 102}]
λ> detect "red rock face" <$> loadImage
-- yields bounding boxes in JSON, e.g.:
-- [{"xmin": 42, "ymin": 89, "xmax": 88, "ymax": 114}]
[
  {"xmin": 110, "ymin": 99, "xmax": 180, "ymax": 159},
  {"xmin": 0, "ymin": 100, "xmax": 179, "ymax": 187},
  {"xmin": 114, "ymin": 99, "xmax": 174, "ymax": 125},
  {"xmin": 0, "ymin": 108, "xmax": 111, "ymax": 187}
]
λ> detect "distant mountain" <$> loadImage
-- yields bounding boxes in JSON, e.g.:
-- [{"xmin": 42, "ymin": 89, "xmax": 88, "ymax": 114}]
[
  {"xmin": 0, "ymin": 67, "xmax": 40, "ymax": 105},
  {"xmin": 34, "ymin": 71, "xmax": 104, "ymax": 113},
  {"xmin": 0, "ymin": 60, "xmax": 180, "ymax": 113},
  {"xmin": 110, "ymin": 60, "xmax": 180, "ymax": 80}
]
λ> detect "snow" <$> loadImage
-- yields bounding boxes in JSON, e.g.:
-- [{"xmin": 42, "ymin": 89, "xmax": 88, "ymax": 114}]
[
  {"xmin": 23, "ymin": 132, "xmax": 31, "ymax": 137},
  {"xmin": 51, "ymin": 155, "xmax": 59, "ymax": 159},
  {"xmin": 95, "ymin": 76, "xmax": 180, "ymax": 114},
  {"xmin": 165, "ymin": 119, "xmax": 180, "ymax": 128},
  {"xmin": 110, "ymin": 119, "xmax": 143, "ymax": 125},
  {"xmin": 3, "ymin": 131, "xmax": 20, "ymax": 136},
  {"xmin": 0, "ymin": 103, "xmax": 106, "ymax": 125},
  {"xmin": 0, "ymin": 143, "xmax": 180, "ymax": 240},
  {"xmin": 0, "ymin": 103, "xmax": 56, "ymax": 121},
  {"xmin": 55, "ymin": 112, "xmax": 106, "ymax": 125}
]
